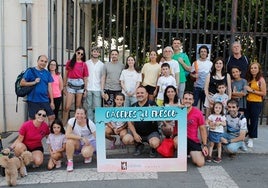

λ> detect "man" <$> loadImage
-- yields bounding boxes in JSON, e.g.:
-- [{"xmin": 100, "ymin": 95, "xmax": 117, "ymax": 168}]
[
  {"xmin": 182, "ymin": 91, "xmax": 208, "ymax": 167},
  {"xmin": 128, "ymin": 86, "xmax": 160, "ymax": 158},
  {"xmin": 101, "ymin": 49, "xmax": 125, "ymax": 106},
  {"xmin": 226, "ymin": 41, "xmax": 249, "ymax": 79},
  {"xmin": 20, "ymin": 55, "xmax": 55, "ymax": 124},
  {"xmin": 221, "ymin": 99, "xmax": 248, "ymax": 156},
  {"xmin": 190, "ymin": 45, "xmax": 213, "ymax": 107},
  {"xmin": 86, "ymin": 47, "xmax": 104, "ymax": 121},
  {"xmin": 172, "ymin": 38, "xmax": 191, "ymax": 99}
]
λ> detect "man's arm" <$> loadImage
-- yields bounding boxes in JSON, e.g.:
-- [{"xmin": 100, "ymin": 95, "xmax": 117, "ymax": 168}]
[
  {"xmin": 199, "ymin": 125, "xmax": 208, "ymax": 156},
  {"xmin": 229, "ymin": 130, "xmax": 247, "ymax": 143},
  {"xmin": 127, "ymin": 122, "xmax": 142, "ymax": 143}
]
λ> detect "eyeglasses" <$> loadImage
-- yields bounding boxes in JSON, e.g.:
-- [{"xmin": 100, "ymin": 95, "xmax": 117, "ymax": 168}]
[
  {"xmin": 77, "ymin": 52, "xmax": 84, "ymax": 56},
  {"xmin": 50, "ymin": 64, "xmax": 56, "ymax": 66},
  {"xmin": 37, "ymin": 113, "xmax": 47, "ymax": 117}
]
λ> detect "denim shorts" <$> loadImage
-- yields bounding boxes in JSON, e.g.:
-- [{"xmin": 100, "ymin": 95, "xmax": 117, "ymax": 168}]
[
  {"xmin": 208, "ymin": 131, "xmax": 224, "ymax": 143},
  {"xmin": 67, "ymin": 78, "xmax": 85, "ymax": 94}
]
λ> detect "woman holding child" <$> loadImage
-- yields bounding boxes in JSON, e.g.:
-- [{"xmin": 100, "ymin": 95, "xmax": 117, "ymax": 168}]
[
  {"xmin": 65, "ymin": 107, "xmax": 96, "ymax": 172},
  {"xmin": 204, "ymin": 57, "xmax": 231, "ymax": 117}
]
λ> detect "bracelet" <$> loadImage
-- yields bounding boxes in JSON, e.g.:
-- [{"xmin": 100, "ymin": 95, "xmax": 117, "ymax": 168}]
[{"xmin": 202, "ymin": 144, "xmax": 208, "ymax": 147}]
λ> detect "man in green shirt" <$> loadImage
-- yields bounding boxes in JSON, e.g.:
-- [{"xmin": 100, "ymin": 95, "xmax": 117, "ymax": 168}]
[{"xmin": 172, "ymin": 38, "xmax": 191, "ymax": 99}]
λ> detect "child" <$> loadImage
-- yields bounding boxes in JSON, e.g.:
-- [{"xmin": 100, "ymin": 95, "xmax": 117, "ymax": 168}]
[
  {"xmin": 46, "ymin": 119, "xmax": 66, "ymax": 170},
  {"xmin": 211, "ymin": 82, "xmax": 229, "ymax": 112},
  {"xmin": 206, "ymin": 102, "xmax": 226, "ymax": 163},
  {"xmin": 231, "ymin": 66, "xmax": 247, "ymax": 113},
  {"xmin": 155, "ymin": 63, "xmax": 177, "ymax": 106},
  {"xmin": 105, "ymin": 93, "xmax": 131, "ymax": 149}
]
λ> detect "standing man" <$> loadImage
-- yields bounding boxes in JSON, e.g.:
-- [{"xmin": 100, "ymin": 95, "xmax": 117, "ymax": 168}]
[
  {"xmin": 226, "ymin": 41, "xmax": 249, "ymax": 79},
  {"xmin": 20, "ymin": 55, "xmax": 55, "ymax": 124},
  {"xmin": 128, "ymin": 86, "xmax": 160, "ymax": 158},
  {"xmin": 182, "ymin": 91, "xmax": 208, "ymax": 167},
  {"xmin": 221, "ymin": 99, "xmax": 248, "ymax": 157},
  {"xmin": 86, "ymin": 47, "xmax": 104, "ymax": 122},
  {"xmin": 172, "ymin": 38, "xmax": 191, "ymax": 99},
  {"xmin": 190, "ymin": 45, "xmax": 213, "ymax": 107},
  {"xmin": 101, "ymin": 49, "xmax": 125, "ymax": 107}
]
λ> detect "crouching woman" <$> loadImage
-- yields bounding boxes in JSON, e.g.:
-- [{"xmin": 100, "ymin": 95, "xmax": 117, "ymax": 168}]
[
  {"xmin": 10, "ymin": 109, "xmax": 50, "ymax": 168},
  {"xmin": 65, "ymin": 107, "xmax": 96, "ymax": 172}
]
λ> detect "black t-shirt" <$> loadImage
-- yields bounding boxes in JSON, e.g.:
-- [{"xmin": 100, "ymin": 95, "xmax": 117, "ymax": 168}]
[
  {"xmin": 131, "ymin": 100, "xmax": 158, "ymax": 136},
  {"xmin": 226, "ymin": 55, "xmax": 249, "ymax": 79}
]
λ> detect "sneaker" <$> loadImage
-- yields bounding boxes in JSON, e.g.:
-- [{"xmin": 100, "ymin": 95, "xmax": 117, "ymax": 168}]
[
  {"xmin": 149, "ymin": 148, "xmax": 157, "ymax": 158},
  {"xmin": 133, "ymin": 144, "xmax": 144, "ymax": 156},
  {"xmin": 240, "ymin": 142, "xmax": 248, "ymax": 152},
  {"xmin": 247, "ymin": 139, "xmax": 253, "ymax": 148},
  {"xmin": 55, "ymin": 160, "xmax": 62, "ymax": 168},
  {"xmin": 213, "ymin": 157, "xmax": 222, "ymax": 163},
  {"xmin": 67, "ymin": 161, "xmax": 73, "ymax": 172},
  {"xmin": 84, "ymin": 157, "xmax": 92, "ymax": 164},
  {"xmin": 206, "ymin": 156, "xmax": 212, "ymax": 163},
  {"xmin": 109, "ymin": 137, "xmax": 116, "ymax": 150}
]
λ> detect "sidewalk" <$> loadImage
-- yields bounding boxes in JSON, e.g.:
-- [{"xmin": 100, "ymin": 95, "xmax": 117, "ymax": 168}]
[{"xmin": 0, "ymin": 125, "xmax": 267, "ymax": 186}]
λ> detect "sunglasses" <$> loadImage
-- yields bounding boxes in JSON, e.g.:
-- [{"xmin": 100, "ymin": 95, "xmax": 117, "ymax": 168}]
[
  {"xmin": 77, "ymin": 51, "xmax": 84, "ymax": 56},
  {"xmin": 37, "ymin": 113, "xmax": 47, "ymax": 117}
]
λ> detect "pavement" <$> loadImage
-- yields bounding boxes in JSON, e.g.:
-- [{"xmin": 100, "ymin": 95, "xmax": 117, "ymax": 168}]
[{"xmin": 0, "ymin": 124, "xmax": 267, "ymax": 186}]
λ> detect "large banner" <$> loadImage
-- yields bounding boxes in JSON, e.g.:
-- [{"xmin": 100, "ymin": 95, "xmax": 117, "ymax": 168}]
[{"xmin": 95, "ymin": 106, "xmax": 187, "ymax": 172}]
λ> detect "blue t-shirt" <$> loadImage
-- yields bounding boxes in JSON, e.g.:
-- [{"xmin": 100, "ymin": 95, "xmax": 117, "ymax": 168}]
[{"xmin": 23, "ymin": 67, "xmax": 54, "ymax": 102}]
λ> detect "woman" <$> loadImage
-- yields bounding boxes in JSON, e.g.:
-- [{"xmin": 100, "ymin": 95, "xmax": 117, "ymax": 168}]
[
  {"xmin": 48, "ymin": 60, "xmax": 63, "ymax": 119},
  {"xmin": 63, "ymin": 47, "xmax": 89, "ymax": 126},
  {"xmin": 245, "ymin": 61, "xmax": 266, "ymax": 148},
  {"xmin": 10, "ymin": 109, "xmax": 50, "ymax": 169},
  {"xmin": 120, "ymin": 56, "xmax": 142, "ymax": 107},
  {"xmin": 65, "ymin": 107, "xmax": 96, "ymax": 172},
  {"xmin": 162, "ymin": 85, "xmax": 181, "ymax": 150},
  {"xmin": 141, "ymin": 50, "xmax": 161, "ymax": 101},
  {"xmin": 204, "ymin": 57, "xmax": 231, "ymax": 118}
]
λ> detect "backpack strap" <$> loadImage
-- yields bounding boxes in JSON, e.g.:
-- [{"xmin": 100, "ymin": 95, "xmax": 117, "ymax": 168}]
[{"xmin": 72, "ymin": 119, "xmax": 92, "ymax": 134}]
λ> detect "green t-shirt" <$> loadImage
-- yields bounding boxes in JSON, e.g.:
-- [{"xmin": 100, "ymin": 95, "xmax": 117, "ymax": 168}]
[{"xmin": 172, "ymin": 52, "xmax": 191, "ymax": 83}]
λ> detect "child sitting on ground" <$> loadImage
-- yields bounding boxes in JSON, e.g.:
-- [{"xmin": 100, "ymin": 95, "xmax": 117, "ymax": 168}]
[
  {"xmin": 105, "ymin": 93, "xmax": 133, "ymax": 149},
  {"xmin": 46, "ymin": 119, "xmax": 66, "ymax": 169}
]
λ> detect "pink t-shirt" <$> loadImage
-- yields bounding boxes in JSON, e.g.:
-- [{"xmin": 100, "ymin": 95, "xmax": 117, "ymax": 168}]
[
  {"xmin": 19, "ymin": 120, "xmax": 50, "ymax": 150},
  {"xmin": 51, "ymin": 74, "xmax": 62, "ymax": 98},
  {"xmin": 187, "ymin": 107, "xmax": 205, "ymax": 143},
  {"xmin": 66, "ymin": 61, "xmax": 89, "ymax": 79}
]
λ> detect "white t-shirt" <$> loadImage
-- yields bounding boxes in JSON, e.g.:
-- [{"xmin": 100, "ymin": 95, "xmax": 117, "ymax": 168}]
[
  {"xmin": 156, "ymin": 75, "xmax": 177, "ymax": 100},
  {"xmin": 46, "ymin": 133, "xmax": 66, "ymax": 151},
  {"xmin": 67, "ymin": 117, "xmax": 96, "ymax": 141},
  {"xmin": 119, "ymin": 69, "xmax": 142, "ymax": 96},
  {"xmin": 191, "ymin": 59, "xmax": 212, "ymax": 88},
  {"xmin": 86, "ymin": 59, "xmax": 104, "ymax": 91},
  {"xmin": 161, "ymin": 59, "xmax": 180, "ymax": 77},
  {"xmin": 208, "ymin": 114, "xmax": 226, "ymax": 133}
]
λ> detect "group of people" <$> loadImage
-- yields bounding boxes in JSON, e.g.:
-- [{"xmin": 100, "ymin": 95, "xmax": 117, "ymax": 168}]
[{"xmin": 8, "ymin": 38, "xmax": 266, "ymax": 174}]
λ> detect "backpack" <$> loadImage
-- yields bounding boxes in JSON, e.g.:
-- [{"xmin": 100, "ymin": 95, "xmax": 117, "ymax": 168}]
[{"xmin": 15, "ymin": 68, "xmax": 37, "ymax": 112}]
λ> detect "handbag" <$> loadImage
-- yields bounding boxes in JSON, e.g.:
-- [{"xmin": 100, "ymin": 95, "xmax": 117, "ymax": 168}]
[
  {"xmin": 157, "ymin": 138, "xmax": 175, "ymax": 158},
  {"xmin": 67, "ymin": 82, "xmax": 85, "ymax": 90},
  {"xmin": 189, "ymin": 61, "xmax": 198, "ymax": 82}
]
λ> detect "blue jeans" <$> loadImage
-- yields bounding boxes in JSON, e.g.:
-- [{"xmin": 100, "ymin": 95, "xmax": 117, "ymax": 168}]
[
  {"xmin": 86, "ymin": 90, "xmax": 102, "ymax": 122},
  {"xmin": 221, "ymin": 133, "xmax": 244, "ymax": 153},
  {"xmin": 245, "ymin": 101, "xmax": 262, "ymax": 138},
  {"xmin": 124, "ymin": 95, "xmax": 137, "ymax": 107},
  {"xmin": 193, "ymin": 87, "xmax": 205, "ymax": 107}
]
